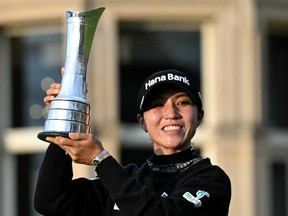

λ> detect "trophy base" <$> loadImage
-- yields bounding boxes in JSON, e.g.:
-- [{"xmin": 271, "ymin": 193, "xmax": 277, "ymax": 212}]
[{"xmin": 38, "ymin": 131, "xmax": 70, "ymax": 142}]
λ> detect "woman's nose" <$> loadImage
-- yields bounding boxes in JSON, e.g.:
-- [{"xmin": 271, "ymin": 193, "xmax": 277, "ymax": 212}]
[{"xmin": 163, "ymin": 103, "xmax": 181, "ymax": 119}]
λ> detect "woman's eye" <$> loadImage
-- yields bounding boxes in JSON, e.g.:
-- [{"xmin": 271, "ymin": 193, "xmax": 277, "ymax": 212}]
[{"xmin": 177, "ymin": 99, "xmax": 192, "ymax": 106}]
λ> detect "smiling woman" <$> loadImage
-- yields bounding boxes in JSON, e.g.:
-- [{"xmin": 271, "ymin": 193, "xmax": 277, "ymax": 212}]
[
  {"xmin": 34, "ymin": 69, "xmax": 231, "ymax": 216},
  {"xmin": 142, "ymin": 91, "xmax": 199, "ymax": 155},
  {"xmin": 136, "ymin": 70, "xmax": 204, "ymax": 155}
]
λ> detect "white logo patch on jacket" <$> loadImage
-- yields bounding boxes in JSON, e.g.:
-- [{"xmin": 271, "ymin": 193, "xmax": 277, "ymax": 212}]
[{"xmin": 183, "ymin": 190, "xmax": 210, "ymax": 208}]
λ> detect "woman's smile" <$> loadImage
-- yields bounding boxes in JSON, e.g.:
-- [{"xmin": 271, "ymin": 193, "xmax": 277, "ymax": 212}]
[{"xmin": 162, "ymin": 125, "xmax": 182, "ymax": 131}]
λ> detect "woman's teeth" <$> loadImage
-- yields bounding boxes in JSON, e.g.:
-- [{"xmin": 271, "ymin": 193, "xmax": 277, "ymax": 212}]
[{"xmin": 163, "ymin": 125, "xmax": 181, "ymax": 131}]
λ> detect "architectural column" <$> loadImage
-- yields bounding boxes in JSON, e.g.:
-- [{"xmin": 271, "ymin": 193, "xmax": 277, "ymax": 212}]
[{"xmin": 201, "ymin": 1, "xmax": 259, "ymax": 216}]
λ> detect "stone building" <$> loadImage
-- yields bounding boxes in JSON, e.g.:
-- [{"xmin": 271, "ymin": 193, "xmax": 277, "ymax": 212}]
[{"xmin": 0, "ymin": 0, "xmax": 288, "ymax": 215}]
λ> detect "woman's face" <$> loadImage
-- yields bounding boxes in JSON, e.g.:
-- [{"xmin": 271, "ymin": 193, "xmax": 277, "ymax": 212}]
[{"xmin": 138, "ymin": 87, "xmax": 202, "ymax": 155}]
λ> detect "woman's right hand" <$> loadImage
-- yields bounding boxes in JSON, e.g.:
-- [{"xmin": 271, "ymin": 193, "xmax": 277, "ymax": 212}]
[
  {"xmin": 43, "ymin": 67, "xmax": 64, "ymax": 108},
  {"xmin": 44, "ymin": 83, "xmax": 61, "ymax": 108}
]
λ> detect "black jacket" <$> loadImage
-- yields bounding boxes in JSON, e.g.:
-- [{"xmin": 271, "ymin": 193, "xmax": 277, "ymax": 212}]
[{"xmin": 34, "ymin": 144, "xmax": 231, "ymax": 216}]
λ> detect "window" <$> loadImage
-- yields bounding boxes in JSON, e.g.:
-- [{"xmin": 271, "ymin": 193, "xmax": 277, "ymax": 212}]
[
  {"xmin": 268, "ymin": 33, "xmax": 288, "ymax": 128},
  {"xmin": 271, "ymin": 162, "xmax": 287, "ymax": 216},
  {"xmin": 119, "ymin": 22, "xmax": 201, "ymax": 123},
  {"xmin": 12, "ymin": 34, "xmax": 63, "ymax": 127},
  {"xmin": 10, "ymin": 32, "xmax": 63, "ymax": 216}
]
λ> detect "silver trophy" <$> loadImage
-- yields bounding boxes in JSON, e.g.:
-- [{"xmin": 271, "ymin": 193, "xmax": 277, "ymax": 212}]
[{"xmin": 38, "ymin": 7, "xmax": 105, "ymax": 141}]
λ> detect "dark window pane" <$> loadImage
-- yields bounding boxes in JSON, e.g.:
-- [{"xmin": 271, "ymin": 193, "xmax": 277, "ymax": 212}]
[
  {"xmin": 119, "ymin": 22, "xmax": 201, "ymax": 122},
  {"xmin": 271, "ymin": 162, "xmax": 287, "ymax": 216},
  {"xmin": 268, "ymin": 35, "xmax": 288, "ymax": 128},
  {"xmin": 11, "ymin": 34, "xmax": 63, "ymax": 127},
  {"xmin": 16, "ymin": 153, "xmax": 44, "ymax": 216}
]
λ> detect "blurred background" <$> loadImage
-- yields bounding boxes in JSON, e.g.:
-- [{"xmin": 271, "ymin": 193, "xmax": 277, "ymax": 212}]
[{"xmin": 0, "ymin": 0, "xmax": 288, "ymax": 215}]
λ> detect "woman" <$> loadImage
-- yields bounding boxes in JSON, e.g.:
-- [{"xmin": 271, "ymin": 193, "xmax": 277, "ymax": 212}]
[{"xmin": 34, "ymin": 69, "xmax": 231, "ymax": 216}]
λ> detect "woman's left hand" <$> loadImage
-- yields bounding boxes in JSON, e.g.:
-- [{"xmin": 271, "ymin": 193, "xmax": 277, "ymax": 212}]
[{"xmin": 46, "ymin": 133, "xmax": 104, "ymax": 165}]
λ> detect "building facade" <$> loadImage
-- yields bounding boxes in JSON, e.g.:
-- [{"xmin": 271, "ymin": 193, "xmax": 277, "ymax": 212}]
[{"xmin": 0, "ymin": 0, "xmax": 288, "ymax": 215}]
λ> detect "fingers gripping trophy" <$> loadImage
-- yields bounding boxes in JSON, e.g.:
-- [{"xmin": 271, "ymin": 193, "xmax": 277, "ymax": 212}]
[{"xmin": 38, "ymin": 7, "xmax": 105, "ymax": 141}]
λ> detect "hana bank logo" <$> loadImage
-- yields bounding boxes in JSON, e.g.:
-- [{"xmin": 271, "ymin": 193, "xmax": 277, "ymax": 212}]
[{"xmin": 145, "ymin": 73, "xmax": 190, "ymax": 90}]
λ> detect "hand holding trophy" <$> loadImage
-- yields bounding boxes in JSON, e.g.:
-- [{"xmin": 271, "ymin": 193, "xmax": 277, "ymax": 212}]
[{"xmin": 38, "ymin": 7, "xmax": 105, "ymax": 141}]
